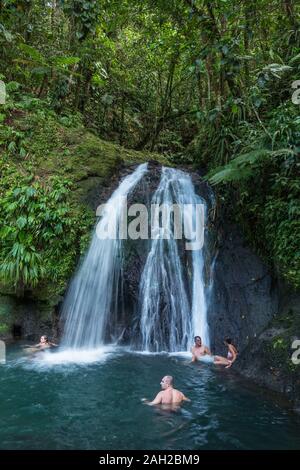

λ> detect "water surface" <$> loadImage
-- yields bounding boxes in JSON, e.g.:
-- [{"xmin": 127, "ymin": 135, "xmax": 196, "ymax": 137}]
[{"xmin": 0, "ymin": 346, "xmax": 299, "ymax": 450}]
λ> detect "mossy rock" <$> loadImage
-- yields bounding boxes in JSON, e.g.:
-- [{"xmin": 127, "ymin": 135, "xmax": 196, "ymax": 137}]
[
  {"xmin": 8, "ymin": 111, "xmax": 169, "ymax": 207},
  {"xmin": 0, "ymin": 295, "xmax": 16, "ymax": 337},
  {"xmin": 0, "ymin": 105, "xmax": 170, "ymax": 310}
]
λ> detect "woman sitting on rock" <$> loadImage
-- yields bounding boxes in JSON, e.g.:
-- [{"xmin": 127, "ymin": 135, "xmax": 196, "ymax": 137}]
[{"xmin": 224, "ymin": 338, "xmax": 238, "ymax": 368}]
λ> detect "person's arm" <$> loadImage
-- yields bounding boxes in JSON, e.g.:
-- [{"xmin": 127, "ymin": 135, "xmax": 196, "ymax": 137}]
[
  {"xmin": 205, "ymin": 346, "xmax": 212, "ymax": 355},
  {"xmin": 229, "ymin": 345, "xmax": 237, "ymax": 364},
  {"xmin": 142, "ymin": 392, "xmax": 163, "ymax": 406},
  {"xmin": 191, "ymin": 347, "xmax": 197, "ymax": 362},
  {"xmin": 181, "ymin": 393, "xmax": 191, "ymax": 402}
]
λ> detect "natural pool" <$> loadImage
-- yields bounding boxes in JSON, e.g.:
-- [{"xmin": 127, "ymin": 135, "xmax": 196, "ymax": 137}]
[{"xmin": 0, "ymin": 345, "xmax": 299, "ymax": 450}]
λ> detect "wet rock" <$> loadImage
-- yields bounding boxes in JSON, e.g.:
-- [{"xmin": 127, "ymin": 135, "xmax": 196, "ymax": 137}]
[
  {"xmin": 208, "ymin": 223, "xmax": 278, "ymax": 355},
  {"xmin": 0, "ymin": 294, "xmax": 59, "ymax": 342},
  {"xmin": 233, "ymin": 284, "xmax": 300, "ymax": 413}
]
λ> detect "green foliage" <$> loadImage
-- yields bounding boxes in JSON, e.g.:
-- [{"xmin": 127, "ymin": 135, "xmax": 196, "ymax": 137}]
[
  {"xmin": 0, "ymin": 91, "xmax": 160, "ymax": 299},
  {"xmin": 0, "ymin": 323, "xmax": 9, "ymax": 335},
  {"xmin": 205, "ymin": 102, "xmax": 300, "ymax": 287},
  {"xmin": 0, "ymin": 169, "xmax": 88, "ymax": 293},
  {"xmin": 207, "ymin": 148, "xmax": 295, "ymax": 185},
  {"xmin": 267, "ymin": 331, "xmax": 299, "ymax": 373},
  {"xmin": 0, "ymin": 0, "xmax": 299, "ymax": 293}
]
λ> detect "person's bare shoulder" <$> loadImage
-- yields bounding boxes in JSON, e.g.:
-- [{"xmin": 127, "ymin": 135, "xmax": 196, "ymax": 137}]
[
  {"xmin": 172, "ymin": 389, "xmax": 183, "ymax": 401},
  {"xmin": 149, "ymin": 390, "xmax": 164, "ymax": 405}
]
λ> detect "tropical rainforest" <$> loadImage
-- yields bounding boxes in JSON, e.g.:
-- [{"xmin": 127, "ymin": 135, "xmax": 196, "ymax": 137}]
[{"xmin": 0, "ymin": 0, "xmax": 299, "ymax": 314}]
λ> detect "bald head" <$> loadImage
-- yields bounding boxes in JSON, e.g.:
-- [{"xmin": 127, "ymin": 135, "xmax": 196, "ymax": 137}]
[{"xmin": 160, "ymin": 375, "xmax": 173, "ymax": 390}]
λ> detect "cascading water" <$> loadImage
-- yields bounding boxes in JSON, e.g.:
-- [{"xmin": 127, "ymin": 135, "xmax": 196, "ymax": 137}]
[
  {"xmin": 61, "ymin": 163, "xmax": 210, "ymax": 354},
  {"xmin": 137, "ymin": 167, "xmax": 210, "ymax": 352},
  {"xmin": 61, "ymin": 163, "xmax": 148, "ymax": 349}
]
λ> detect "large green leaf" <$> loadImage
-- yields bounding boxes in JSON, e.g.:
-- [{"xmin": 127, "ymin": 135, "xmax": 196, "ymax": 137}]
[
  {"xmin": 19, "ymin": 44, "xmax": 46, "ymax": 64},
  {"xmin": 207, "ymin": 148, "xmax": 296, "ymax": 185}
]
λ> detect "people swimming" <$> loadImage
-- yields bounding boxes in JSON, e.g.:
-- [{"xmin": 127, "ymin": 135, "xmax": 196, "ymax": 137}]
[
  {"xmin": 24, "ymin": 335, "xmax": 57, "ymax": 353},
  {"xmin": 141, "ymin": 375, "xmax": 190, "ymax": 406},
  {"xmin": 35, "ymin": 335, "xmax": 57, "ymax": 349},
  {"xmin": 191, "ymin": 336, "xmax": 234, "ymax": 367}
]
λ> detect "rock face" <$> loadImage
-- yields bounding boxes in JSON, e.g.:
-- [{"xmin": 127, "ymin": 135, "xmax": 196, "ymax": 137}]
[
  {"xmin": 234, "ymin": 285, "xmax": 300, "ymax": 413},
  {"xmin": 206, "ymin": 219, "xmax": 300, "ymax": 413},
  {"xmin": 207, "ymin": 220, "xmax": 300, "ymax": 413},
  {"xmin": 208, "ymin": 224, "xmax": 279, "ymax": 355},
  {"xmin": 0, "ymin": 293, "xmax": 59, "ymax": 342}
]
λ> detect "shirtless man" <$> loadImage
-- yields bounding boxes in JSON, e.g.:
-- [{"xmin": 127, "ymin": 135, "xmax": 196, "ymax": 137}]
[
  {"xmin": 191, "ymin": 336, "xmax": 230, "ymax": 366},
  {"xmin": 141, "ymin": 376, "xmax": 190, "ymax": 406},
  {"xmin": 191, "ymin": 336, "xmax": 212, "ymax": 362}
]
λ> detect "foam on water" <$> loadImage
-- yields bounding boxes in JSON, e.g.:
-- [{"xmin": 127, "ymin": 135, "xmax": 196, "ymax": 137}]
[
  {"xmin": 6, "ymin": 345, "xmax": 118, "ymax": 372},
  {"xmin": 38, "ymin": 346, "xmax": 115, "ymax": 365}
]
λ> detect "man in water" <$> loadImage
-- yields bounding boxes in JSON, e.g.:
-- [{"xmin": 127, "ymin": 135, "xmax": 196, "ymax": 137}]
[
  {"xmin": 191, "ymin": 336, "xmax": 230, "ymax": 366},
  {"xmin": 191, "ymin": 336, "xmax": 213, "ymax": 362},
  {"xmin": 141, "ymin": 376, "xmax": 190, "ymax": 405}
]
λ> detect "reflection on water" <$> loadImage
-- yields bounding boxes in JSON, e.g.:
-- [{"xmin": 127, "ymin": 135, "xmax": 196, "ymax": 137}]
[{"xmin": 0, "ymin": 345, "xmax": 300, "ymax": 450}]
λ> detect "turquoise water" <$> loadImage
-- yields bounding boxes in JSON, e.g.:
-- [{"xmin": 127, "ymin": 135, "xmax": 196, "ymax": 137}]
[{"xmin": 0, "ymin": 345, "xmax": 299, "ymax": 450}]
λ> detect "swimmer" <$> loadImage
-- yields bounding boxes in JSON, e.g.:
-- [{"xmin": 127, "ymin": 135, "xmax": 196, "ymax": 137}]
[
  {"xmin": 191, "ymin": 336, "xmax": 231, "ymax": 367},
  {"xmin": 191, "ymin": 336, "xmax": 214, "ymax": 363},
  {"xmin": 141, "ymin": 376, "xmax": 190, "ymax": 406},
  {"xmin": 24, "ymin": 335, "xmax": 57, "ymax": 352}
]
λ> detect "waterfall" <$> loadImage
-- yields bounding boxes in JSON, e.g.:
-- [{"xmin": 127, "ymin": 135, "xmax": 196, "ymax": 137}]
[
  {"xmin": 138, "ymin": 167, "xmax": 209, "ymax": 352},
  {"xmin": 61, "ymin": 163, "xmax": 148, "ymax": 349},
  {"xmin": 61, "ymin": 163, "xmax": 210, "ymax": 353}
]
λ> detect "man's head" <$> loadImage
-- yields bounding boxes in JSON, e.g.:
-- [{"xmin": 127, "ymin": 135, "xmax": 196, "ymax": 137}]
[
  {"xmin": 40, "ymin": 335, "xmax": 48, "ymax": 344},
  {"xmin": 160, "ymin": 375, "xmax": 173, "ymax": 390},
  {"xmin": 194, "ymin": 336, "xmax": 202, "ymax": 346}
]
